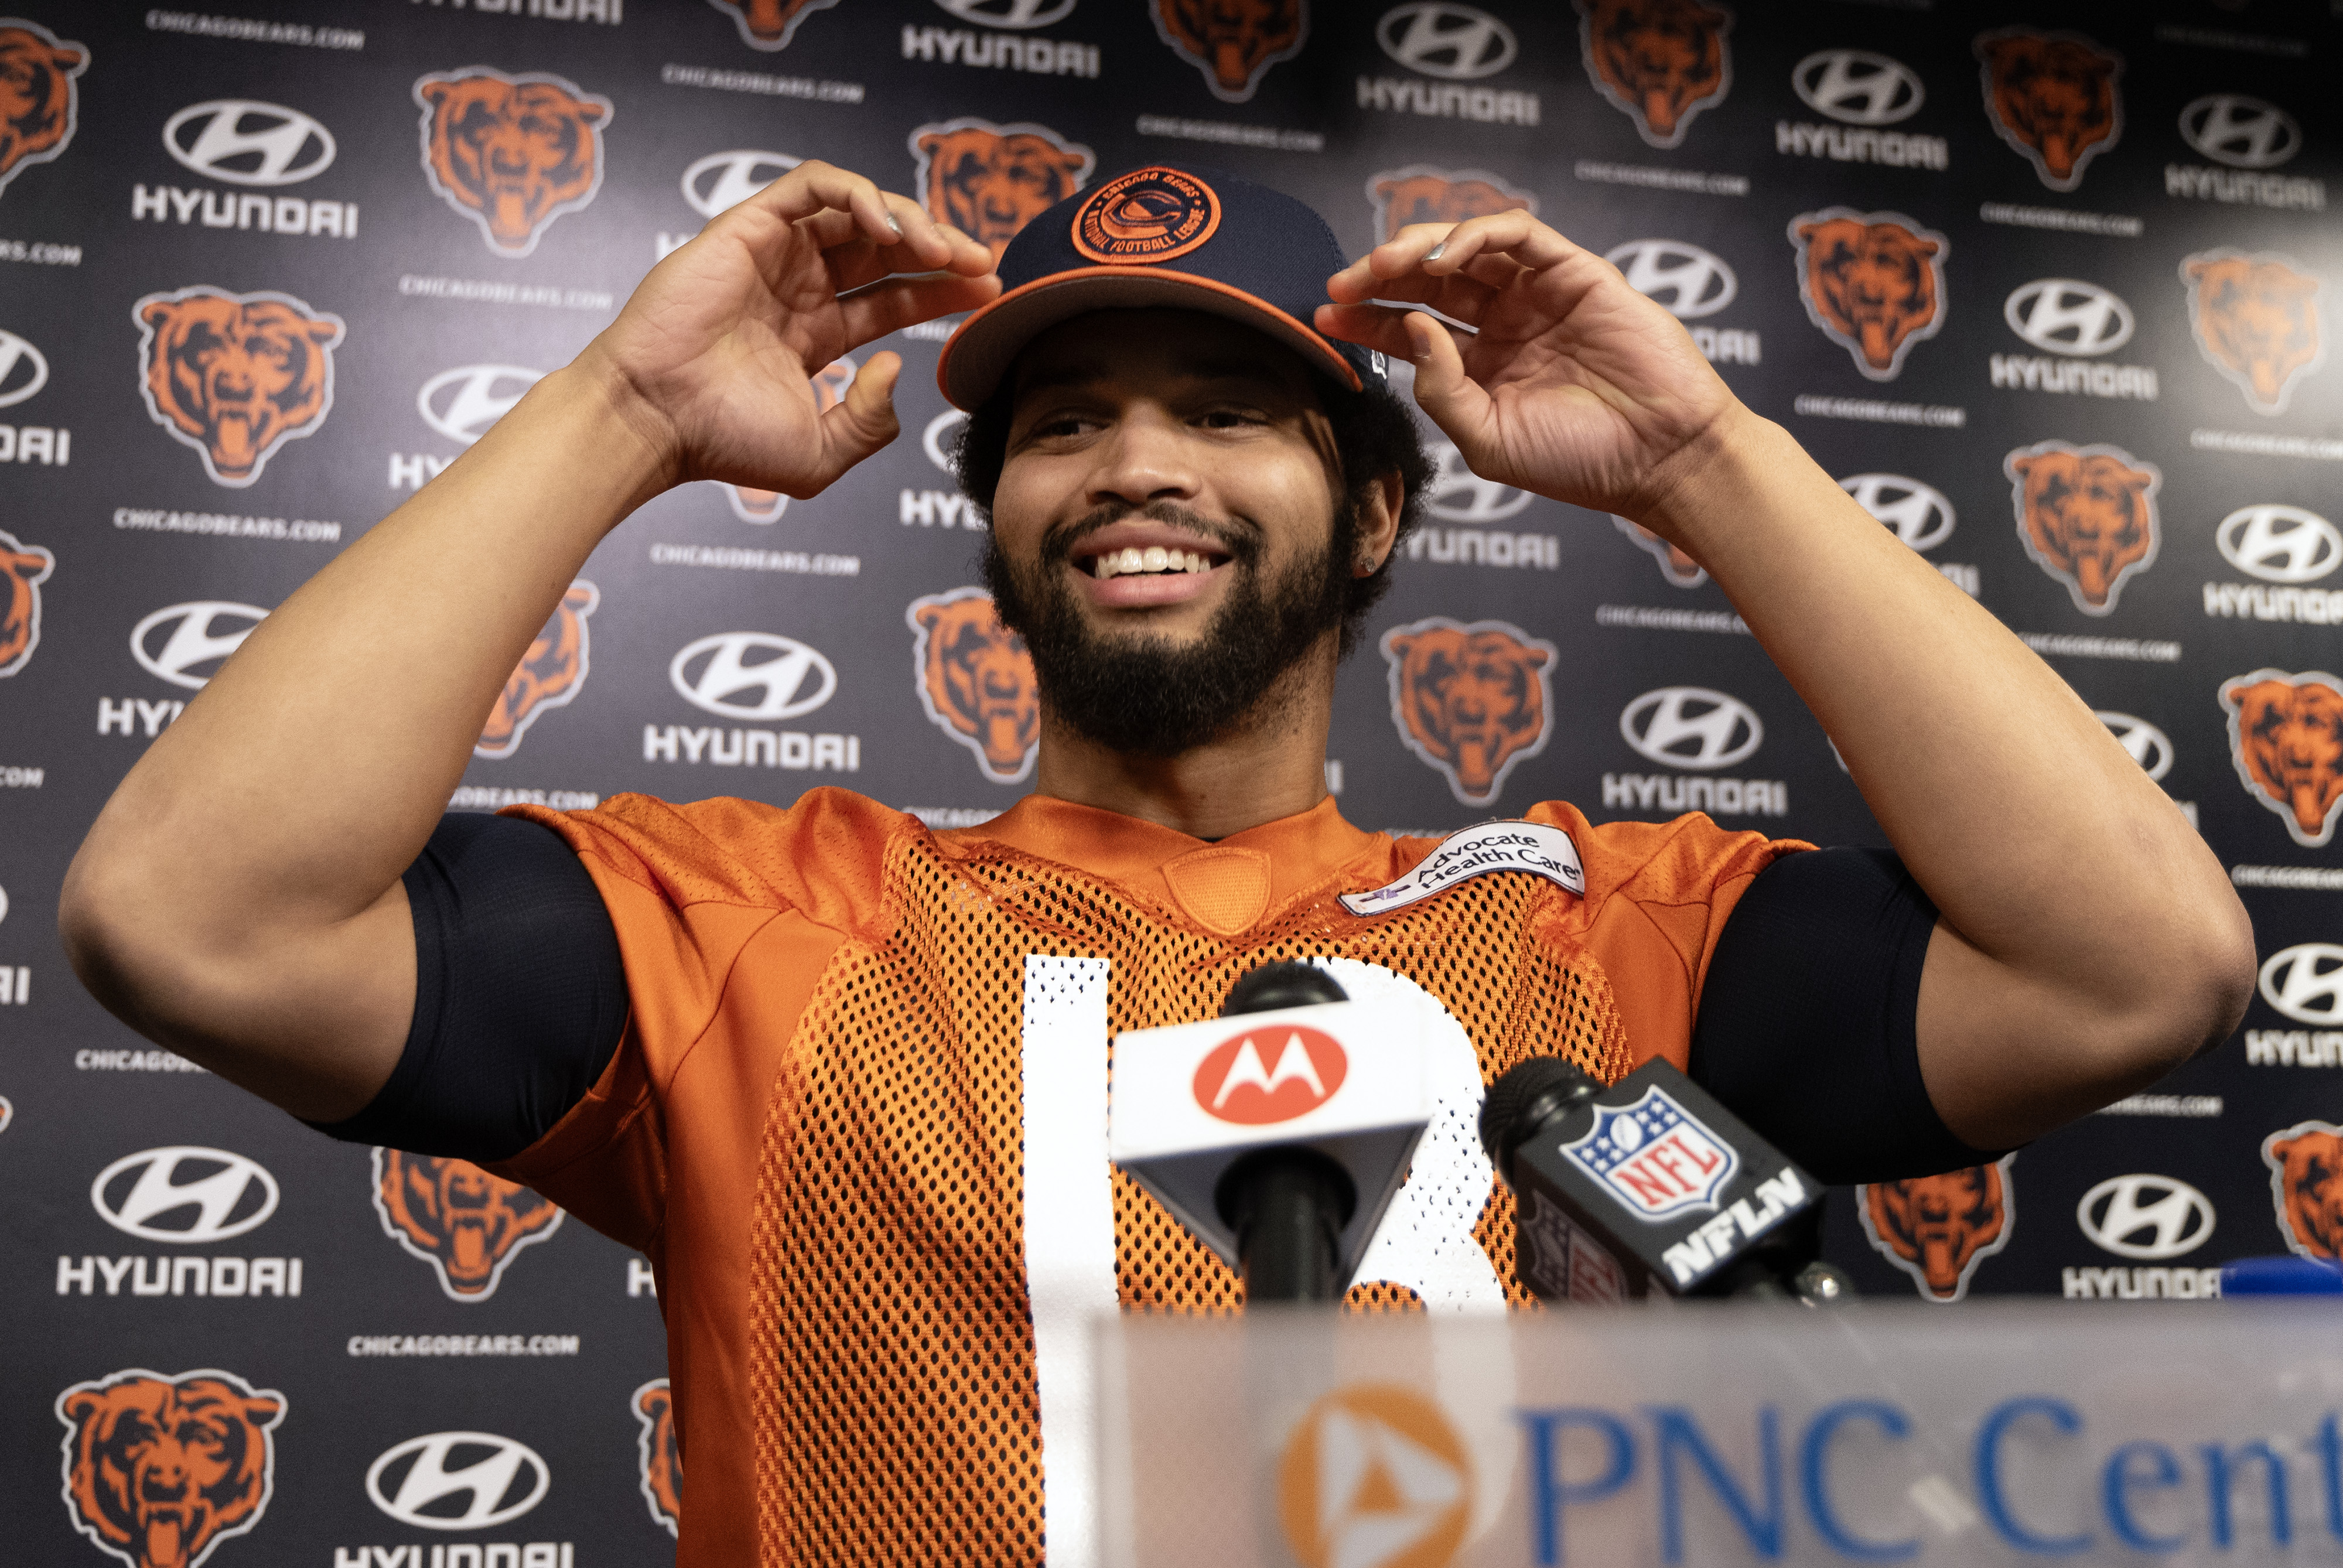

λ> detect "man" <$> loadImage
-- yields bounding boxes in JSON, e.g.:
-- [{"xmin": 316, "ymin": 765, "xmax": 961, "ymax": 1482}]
[{"xmin": 63, "ymin": 162, "xmax": 2250, "ymax": 1564}]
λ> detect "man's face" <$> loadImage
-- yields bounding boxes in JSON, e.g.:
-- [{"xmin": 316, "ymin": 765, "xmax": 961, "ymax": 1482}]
[{"xmin": 982, "ymin": 309, "xmax": 1360, "ymax": 756}]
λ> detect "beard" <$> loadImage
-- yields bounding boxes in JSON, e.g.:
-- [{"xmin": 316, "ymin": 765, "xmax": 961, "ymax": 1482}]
[{"xmin": 981, "ymin": 497, "xmax": 1360, "ymax": 758}]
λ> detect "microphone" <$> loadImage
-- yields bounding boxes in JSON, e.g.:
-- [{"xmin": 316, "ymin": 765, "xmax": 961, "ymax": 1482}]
[
  {"xmin": 1109, "ymin": 962, "xmax": 1430, "ymax": 1303},
  {"xmin": 1478, "ymin": 1055, "xmax": 1847, "ymax": 1303}
]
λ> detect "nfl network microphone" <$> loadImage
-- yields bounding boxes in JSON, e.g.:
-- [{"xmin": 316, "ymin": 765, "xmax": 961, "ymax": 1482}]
[
  {"xmin": 1479, "ymin": 1056, "xmax": 1847, "ymax": 1303},
  {"xmin": 1109, "ymin": 963, "xmax": 1430, "ymax": 1301}
]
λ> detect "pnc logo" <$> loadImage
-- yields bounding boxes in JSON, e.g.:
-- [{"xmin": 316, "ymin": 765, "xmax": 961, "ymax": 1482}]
[
  {"xmin": 2221, "ymin": 670, "xmax": 2343, "ymax": 848},
  {"xmin": 1152, "ymin": 0, "xmax": 1307, "ymax": 103},
  {"xmin": 908, "ymin": 587, "xmax": 1039, "ymax": 784},
  {"xmin": 2003, "ymin": 278, "xmax": 2133, "ymax": 356},
  {"xmin": 2181, "ymin": 249, "xmax": 2325, "ymax": 418},
  {"xmin": 933, "ymin": 0, "xmax": 1078, "ymax": 25},
  {"xmin": 2179, "ymin": 94, "xmax": 2299, "ymax": 170},
  {"xmin": 366, "ymin": 1432, "xmax": 549, "ymax": 1530},
  {"xmin": 631, "ymin": 1380, "xmax": 681, "ymax": 1538},
  {"xmin": 1620, "ymin": 686, "xmax": 1762, "ymax": 771},
  {"xmin": 1840, "ymin": 474, "xmax": 1955, "ymax": 552},
  {"xmin": 133, "ymin": 286, "xmax": 346, "ymax": 488},
  {"xmin": 2076, "ymin": 1174, "xmax": 2213, "ymax": 1260},
  {"xmin": 2265, "ymin": 1120, "xmax": 2343, "ymax": 1263},
  {"xmin": 670, "ymin": 631, "xmax": 836, "ymax": 721},
  {"xmin": 1859, "ymin": 1158, "xmax": 2016, "ymax": 1302},
  {"xmin": 0, "ymin": 324, "xmax": 50, "ymax": 406},
  {"xmin": 1791, "ymin": 49, "xmax": 1924, "ymax": 126},
  {"xmin": 1278, "ymin": 1385, "xmax": 1471, "ymax": 1568},
  {"xmin": 418, "ymin": 365, "xmax": 543, "ymax": 447},
  {"xmin": 1194, "ymin": 1024, "xmax": 1347, "ymax": 1124},
  {"xmin": 2218, "ymin": 505, "xmax": 2341, "ymax": 585},
  {"xmin": 1, "ymin": 528, "xmax": 55, "ymax": 679},
  {"xmin": 2005, "ymin": 441, "xmax": 2160, "ymax": 617},
  {"xmin": 2259, "ymin": 943, "xmax": 2343, "ymax": 1026},
  {"xmin": 2095, "ymin": 712, "xmax": 2173, "ymax": 782},
  {"xmin": 1425, "ymin": 441, "xmax": 1531, "ymax": 523},
  {"xmin": 0, "ymin": 19, "xmax": 88, "ymax": 200},
  {"xmin": 681, "ymin": 148, "xmax": 798, "ymax": 218},
  {"xmin": 1788, "ymin": 208, "xmax": 1947, "ymax": 381},
  {"xmin": 1576, "ymin": 0, "xmax": 1734, "ymax": 151},
  {"xmin": 57, "ymin": 1367, "xmax": 286, "ymax": 1568},
  {"xmin": 131, "ymin": 602, "xmax": 266, "ymax": 690},
  {"xmin": 91, "ymin": 1147, "xmax": 279, "ymax": 1244},
  {"xmin": 1603, "ymin": 238, "xmax": 1734, "ymax": 320},
  {"xmin": 414, "ymin": 67, "xmax": 612, "ymax": 259},
  {"xmin": 373, "ymin": 1150, "xmax": 563, "ymax": 1302},
  {"xmin": 162, "ymin": 100, "xmax": 335, "ymax": 187},
  {"xmin": 910, "ymin": 116, "xmax": 1095, "ymax": 262},
  {"xmin": 1383, "ymin": 617, "xmax": 1556, "ymax": 807},
  {"xmin": 1976, "ymin": 28, "xmax": 2123, "ymax": 192},
  {"xmin": 1375, "ymin": 2, "xmax": 1516, "ymax": 81}
]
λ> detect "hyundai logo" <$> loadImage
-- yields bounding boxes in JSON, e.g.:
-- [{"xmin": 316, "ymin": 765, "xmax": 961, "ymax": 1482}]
[
  {"xmin": 1604, "ymin": 240, "xmax": 1736, "ymax": 320},
  {"xmin": 0, "ymin": 883, "xmax": 9, "ymax": 925},
  {"xmin": 2261, "ymin": 942, "xmax": 2343, "ymax": 1026},
  {"xmin": 2004, "ymin": 279, "xmax": 2134, "ymax": 357},
  {"xmin": 2179, "ymin": 94, "xmax": 2300, "ymax": 170},
  {"xmin": 2217, "ymin": 504, "xmax": 2341, "ymax": 585},
  {"xmin": 1792, "ymin": 49, "xmax": 1925, "ymax": 127},
  {"xmin": 2076, "ymin": 1174, "xmax": 2214, "ymax": 1260},
  {"xmin": 91, "ymin": 1146, "xmax": 279, "ymax": 1243},
  {"xmin": 1620, "ymin": 687, "xmax": 1763, "ymax": 770},
  {"xmin": 1376, "ymin": 2, "xmax": 1516, "ymax": 80},
  {"xmin": 0, "ymin": 327, "xmax": 47, "ymax": 409},
  {"xmin": 131, "ymin": 601, "xmax": 266, "ymax": 689},
  {"xmin": 1426, "ymin": 441, "xmax": 1531, "ymax": 523},
  {"xmin": 933, "ymin": 0, "xmax": 1077, "ymax": 25},
  {"xmin": 680, "ymin": 148, "xmax": 801, "ymax": 219},
  {"xmin": 163, "ymin": 99, "xmax": 335, "ymax": 187},
  {"xmin": 924, "ymin": 408, "xmax": 969, "ymax": 474},
  {"xmin": 366, "ymin": 1433, "xmax": 549, "ymax": 1530},
  {"xmin": 1840, "ymin": 474, "xmax": 1955, "ymax": 552},
  {"xmin": 416, "ymin": 365, "xmax": 542, "ymax": 447},
  {"xmin": 670, "ymin": 632, "xmax": 836, "ymax": 720},
  {"xmin": 2095, "ymin": 712, "xmax": 2173, "ymax": 781}
]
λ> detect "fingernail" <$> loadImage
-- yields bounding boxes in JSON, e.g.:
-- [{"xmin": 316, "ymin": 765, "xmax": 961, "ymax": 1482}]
[
  {"xmin": 1426, "ymin": 242, "xmax": 1446, "ymax": 262},
  {"xmin": 887, "ymin": 216, "xmax": 904, "ymax": 236}
]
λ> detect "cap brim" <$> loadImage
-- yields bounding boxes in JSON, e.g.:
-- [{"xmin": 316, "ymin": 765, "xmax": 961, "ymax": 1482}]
[{"xmin": 937, "ymin": 267, "xmax": 1362, "ymax": 410}]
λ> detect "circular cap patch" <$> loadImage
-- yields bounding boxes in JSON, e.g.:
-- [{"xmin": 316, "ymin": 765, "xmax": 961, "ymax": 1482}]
[{"xmin": 1070, "ymin": 167, "xmax": 1221, "ymax": 265}]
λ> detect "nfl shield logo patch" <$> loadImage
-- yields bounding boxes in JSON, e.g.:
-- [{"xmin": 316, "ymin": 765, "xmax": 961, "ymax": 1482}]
[{"xmin": 1561, "ymin": 1087, "xmax": 1739, "ymax": 1222}]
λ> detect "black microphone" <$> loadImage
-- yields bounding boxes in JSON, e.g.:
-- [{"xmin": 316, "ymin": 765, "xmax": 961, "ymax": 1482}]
[
  {"xmin": 1478, "ymin": 1055, "xmax": 1848, "ymax": 1303},
  {"xmin": 1213, "ymin": 963, "xmax": 1357, "ymax": 1303}
]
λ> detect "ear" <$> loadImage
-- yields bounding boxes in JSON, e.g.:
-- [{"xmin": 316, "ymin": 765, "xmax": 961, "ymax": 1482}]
[
  {"xmin": 305, "ymin": 316, "xmax": 345, "ymax": 348},
  {"xmin": 2284, "ymin": 275, "xmax": 2320, "ymax": 301},
  {"xmin": 2007, "ymin": 453, "xmax": 2039, "ymax": 480},
  {"xmin": 50, "ymin": 42, "xmax": 87, "ymax": 71},
  {"xmin": 1522, "ymin": 643, "xmax": 1552, "ymax": 669},
  {"xmin": 240, "ymin": 1392, "xmax": 285, "ymax": 1427},
  {"xmin": 572, "ymin": 98, "xmax": 608, "ymax": 124},
  {"xmin": 1794, "ymin": 221, "xmax": 1821, "ymax": 244},
  {"xmin": 915, "ymin": 603, "xmax": 945, "ymax": 633},
  {"xmin": 914, "ymin": 129, "xmax": 944, "ymax": 157},
  {"xmin": 1914, "ymin": 237, "xmax": 1941, "ymax": 258},
  {"xmin": 138, "ymin": 299, "xmax": 177, "ymax": 333},
  {"xmin": 2185, "ymin": 258, "xmax": 2211, "ymax": 283},
  {"xmin": 419, "ymin": 80, "xmax": 453, "ymax": 110},
  {"xmin": 62, "ymin": 1390, "xmax": 107, "ymax": 1426},
  {"xmin": 2124, "ymin": 470, "xmax": 2154, "ymax": 495},
  {"xmin": 563, "ymin": 583, "xmax": 596, "ymax": 612},
  {"xmin": 1385, "ymin": 632, "xmax": 1417, "ymax": 660}
]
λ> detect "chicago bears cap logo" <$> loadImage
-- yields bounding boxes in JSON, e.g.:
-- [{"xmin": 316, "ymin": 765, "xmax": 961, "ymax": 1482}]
[
  {"xmin": 1152, "ymin": 0, "xmax": 1306, "ymax": 104},
  {"xmin": 705, "ymin": 0, "xmax": 840, "ymax": 51},
  {"xmin": 1788, "ymin": 209, "xmax": 1948, "ymax": 382},
  {"xmin": 2265, "ymin": 1119, "xmax": 2343, "ymax": 1262},
  {"xmin": 1858, "ymin": 1157, "xmax": 2016, "ymax": 1302},
  {"xmin": 133, "ymin": 286, "xmax": 346, "ymax": 489},
  {"xmin": 2221, "ymin": 669, "xmax": 2343, "ymax": 849},
  {"xmin": 414, "ymin": 66, "xmax": 612, "ymax": 258},
  {"xmin": 2004, "ymin": 440, "xmax": 2160, "ymax": 616},
  {"xmin": 1382, "ymin": 616, "xmax": 1556, "ymax": 807},
  {"xmin": 2181, "ymin": 249, "xmax": 2324, "ymax": 417},
  {"xmin": 0, "ymin": 17, "xmax": 86, "ymax": 199},
  {"xmin": 371, "ymin": 1149, "xmax": 563, "ymax": 1301},
  {"xmin": 1576, "ymin": 0, "xmax": 1733, "ymax": 150},
  {"xmin": 57, "ymin": 1367, "xmax": 286, "ymax": 1568},
  {"xmin": 631, "ymin": 1379, "xmax": 681, "ymax": 1537},
  {"xmin": 911, "ymin": 117, "xmax": 1094, "ymax": 262},
  {"xmin": 1071, "ymin": 166, "xmax": 1221, "ymax": 265},
  {"xmin": 1975, "ymin": 27, "xmax": 2122, "ymax": 192},
  {"xmin": 907, "ymin": 586, "xmax": 1039, "ymax": 785},
  {"xmin": 477, "ymin": 580, "xmax": 597, "ymax": 760},
  {"xmin": 0, "ymin": 526, "xmax": 53, "ymax": 678}
]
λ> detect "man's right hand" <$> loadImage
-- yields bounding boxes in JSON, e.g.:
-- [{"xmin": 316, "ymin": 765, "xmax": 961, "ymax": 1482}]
[{"xmin": 582, "ymin": 160, "xmax": 998, "ymax": 501}]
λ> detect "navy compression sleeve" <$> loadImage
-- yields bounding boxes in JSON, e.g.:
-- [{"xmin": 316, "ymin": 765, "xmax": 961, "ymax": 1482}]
[
  {"xmin": 309, "ymin": 813, "xmax": 627, "ymax": 1162},
  {"xmin": 1688, "ymin": 847, "xmax": 2006, "ymax": 1183}
]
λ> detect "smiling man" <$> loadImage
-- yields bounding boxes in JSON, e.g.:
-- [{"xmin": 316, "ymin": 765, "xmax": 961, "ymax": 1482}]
[{"xmin": 63, "ymin": 162, "xmax": 2252, "ymax": 1567}]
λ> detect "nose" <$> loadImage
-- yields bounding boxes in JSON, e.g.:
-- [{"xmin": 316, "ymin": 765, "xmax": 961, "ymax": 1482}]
[{"xmin": 1087, "ymin": 405, "xmax": 1198, "ymax": 509}]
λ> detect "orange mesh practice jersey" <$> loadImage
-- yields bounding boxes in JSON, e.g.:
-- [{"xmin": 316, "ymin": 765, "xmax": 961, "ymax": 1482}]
[{"xmin": 496, "ymin": 788, "xmax": 1802, "ymax": 1566}]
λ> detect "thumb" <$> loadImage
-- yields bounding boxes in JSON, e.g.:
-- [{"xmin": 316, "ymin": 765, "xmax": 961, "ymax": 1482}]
[
  {"xmin": 1402, "ymin": 312, "xmax": 1493, "ymax": 456},
  {"xmin": 811, "ymin": 351, "xmax": 904, "ymax": 487}
]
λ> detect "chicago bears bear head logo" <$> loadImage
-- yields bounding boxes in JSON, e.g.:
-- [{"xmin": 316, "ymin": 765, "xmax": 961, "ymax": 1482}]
[
  {"xmin": 1152, "ymin": 0, "xmax": 1306, "ymax": 103},
  {"xmin": 56, "ymin": 1368, "xmax": 285, "ymax": 1568},
  {"xmin": 2221, "ymin": 669, "xmax": 2343, "ymax": 848},
  {"xmin": 2004, "ymin": 440, "xmax": 2160, "ymax": 616},
  {"xmin": 1382, "ymin": 617, "xmax": 1556, "ymax": 807},
  {"xmin": 2181, "ymin": 250, "xmax": 2324, "ymax": 417},
  {"xmin": 133, "ymin": 287, "xmax": 346, "ymax": 489},
  {"xmin": 704, "ymin": 0, "xmax": 840, "ymax": 51},
  {"xmin": 910, "ymin": 118, "xmax": 1093, "ymax": 261},
  {"xmin": 1976, "ymin": 28, "xmax": 2122, "ymax": 192},
  {"xmin": 2265, "ymin": 1121, "xmax": 2343, "ymax": 1262},
  {"xmin": 1614, "ymin": 515, "xmax": 1706, "ymax": 588},
  {"xmin": 908, "ymin": 586, "xmax": 1039, "ymax": 785},
  {"xmin": 1788, "ymin": 209, "xmax": 1948, "ymax": 382},
  {"xmin": 1576, "ymin": 0, "xmax": 1733, "ymax": 150},
  {"xmin": 372, "ymin": 1148, "xmax": 563, "ymax": 1301},
  {"xmin": 414, "ymin": 67, "xmax": 611, "ymax": 258},
  {"xmin": 0, "ymin": 17, "xmax": 86, "ymax": 197},
  {"xmin": 1859, "ymin": 1157, "xmax": 2016, "ymax": 1302},
  {"xmin": 476, "ymin": 580, "xmax": 596, "ymax": 760},
  {"xmin": 0, "ymin": 525, "xmax": 53, "ymax": 678},
  {"xmin": 1367, "ymin": 165, "xmax": 1534, "ymax": 245},
  {"xmin": 718, "ymin": 357, "xmax": 852, "ymax": 523},
  {"xmin": 631, "ymin": 1379, "xmax": 681, "ymax": 1538}
]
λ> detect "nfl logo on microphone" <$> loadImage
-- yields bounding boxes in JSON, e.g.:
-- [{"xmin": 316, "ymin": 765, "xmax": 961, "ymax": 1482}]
[{"xmin": 1562, "ymin": 1087, "xmax": 1739, "ymax": 1221}]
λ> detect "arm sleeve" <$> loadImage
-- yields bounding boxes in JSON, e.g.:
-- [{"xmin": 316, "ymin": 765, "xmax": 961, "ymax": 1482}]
[
  {"xmin": 307, "ymin": 812, "xmax": 629, "ymax": 1163},
  {"xmin": 1687, "ymin": 846, "xmax": 2008, "ymax": 1184}
]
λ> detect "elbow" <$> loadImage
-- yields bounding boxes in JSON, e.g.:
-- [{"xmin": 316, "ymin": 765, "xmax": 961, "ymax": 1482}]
[
  {"xmin": 2097, "ymin": 885, "xmax": 2257, "ymax": 1095},
  {"xmin": 59, "ymin": 842, "xmax": 170, "ymax": 1031}
]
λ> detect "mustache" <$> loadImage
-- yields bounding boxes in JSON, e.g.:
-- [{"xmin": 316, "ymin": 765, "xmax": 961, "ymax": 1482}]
[{"xmin": 1040, "ymin": 500, "xmax": 1261, "ymax": 566}]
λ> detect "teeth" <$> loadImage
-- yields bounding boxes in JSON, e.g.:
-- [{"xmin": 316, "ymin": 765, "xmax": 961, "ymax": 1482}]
[
  {"xmin": 1089, "ymin": 547, "xmax": 1217, "ymax": 579},
  {"xmin": 1119, "ymin": 546, "xmax": 1145, "ymax": 574},
  {"xmin": 1142, "ymin": 545, "xmax": 1169, "ymax": 572}
]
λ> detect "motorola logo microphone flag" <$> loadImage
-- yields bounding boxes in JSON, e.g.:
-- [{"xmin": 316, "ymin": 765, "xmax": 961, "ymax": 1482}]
[
  {"xmin": 163, "ymin": 100, "xmax": 335, "ymax": 186},
  {"xmin": 1620, "ymin": 687, "xmax": 1763, "ymax": 771},
  {"xmin": 1604, "ymin": 239, "xmax": 1736, "ymax": 319},
  {"xmin": 2076, "ymin": 1174, "xmax": 2213, "ymax": 1260},
  {"xmin": 2178, "ymin": 94, "xmax": 2300, "ymax": 169},
  {"xmin": 366, "ymin": 1432, "xmax": 549, "ymax": 1529},
  {"xmin": 670, "ymin": 632, "xmax": 837, "ymax": 722},
  {"xmin": 1193, "ymin": 1025, "xmax": 1348, "ymax": 1125},
  {"xmin": 1791, "ymin": 49, "xmax": 1923, "ymax": 125},
  {"xmin": 681, "ymin": 149, "xmax": 800, "ymax": 218},
  {"xmin": 91, "ymin": 1147, "xmax": 281, "ymax": 1244},
  {"xmin": 1375, "ymin": 2, "xmax": 1516, "ymax": 81},
  {"xmin": 131, "ymin": 602, "xmax": 267, "ymax": 689},
  {"xmin": 2218, "ymin": 505, "xmax": 2341, "ymax": 584}
]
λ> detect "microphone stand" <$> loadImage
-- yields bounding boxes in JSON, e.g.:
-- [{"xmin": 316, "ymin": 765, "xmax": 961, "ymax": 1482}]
[{"xmin": 1213, "ymin": 963, "xmax": 1358, "ymax": 1303}]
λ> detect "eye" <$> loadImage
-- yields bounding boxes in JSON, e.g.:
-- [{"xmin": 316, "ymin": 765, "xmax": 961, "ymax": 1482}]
[{"xmin": 1197, "ymin": 405, "xmax": 1268, "ymax": 429}]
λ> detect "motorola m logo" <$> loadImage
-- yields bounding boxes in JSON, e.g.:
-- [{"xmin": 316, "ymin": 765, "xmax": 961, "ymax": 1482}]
[
  {"xmin": 367, "ymin": 1432, "xmax": 550, "ymax": 1530},
  {"xmin": 924, "ymin": 408, "xmax": 969, "ymax": 474},
  {"xmin": 931, "ymin": 0, "xmax": 1078, "ymax": 27},
  {"xmin": 132, "ymin": 601, "xmax": 266, "ymax": 689},
  {"xmin": 418, "ymin": 365, "xmax": 544, "ymax": 447},
  {"xmin": 163, "ymin": 100, "xmax": 336, "ymax": 186},
  {"xmin": 2179, "ymin": 94, "xmax": 2301, "ymax": 170},
  {"xmin": 1604, "ymin": 240, "xmax": 1736, "ymax": 320},
  {"xmin": 681, "ymin": 148, "xmax": 800, "ymax": 220},
  {"xmin": 1377, "ymin": 2, "xmax": 1516, "ymax": 81},
  {"xmin": 0, "ymin": 327, "xmax": 48, "ymax": 409},
  {"xmin": 1620, "ymin": 687, "xmax": 1764, "ymax": 771},
  {"xmin": 2095, "ymin": 712, "xmax": 2173, "ymax": 782},
  {"xmin": 2217, "ymin": 504, "xmax": 2341, "ymax": 585},
  {"xmin": 2261, "ymin": 942, "xmax": 2343, "ymax": 1026},
  {"xmin": 2076, "ymin": 1174, "xmax": 2214, "ymax": 1260},
  {"xmin": 670, "ymin": 632, "xmax": 837, "ymax": 720},
  {"xmin": 1425, "ymin": 441, "xmax": 1531, "ymax": 523},
  {"xmin": 1792, "ymin": 50, "xmax": 1925, "ymax": 127},
  {"xmin": 91, "ymin": 1146, "xmax": 280, "ymax": 1244},
  {"xmin": 1840, "ymin": 473, "xmax": 1954, "ymax": 552},
  {"xmin": 2004, "ymin": 279, "xmax": 2134, "ymax": 357}
]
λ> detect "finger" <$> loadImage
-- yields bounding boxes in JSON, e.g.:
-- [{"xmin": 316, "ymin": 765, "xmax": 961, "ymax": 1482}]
[
  {"xmin": 747, "ymin": 160, "xmax": 904, "ymax": 248},
  {"xmin": 838, "ymin": 273, "xmax": 1004, "ymax": 348},
  {"xmin": 1411, "ymin": 209, "xmax": 1577, "ymax": 276},
  {"xmin": 1314, "ymin": 302, "xmax": 1432, "ymax": 359},
  {"xmin": 1397, "ymin": 310, "xmax": 1499, "ymax": 456},
  {"xmin": 806, "ymin": 351, "xmax": 905, "ymax": 490},
  {"xmin": 1328, "ymin": 268, "xmax": 1501, "ymax": 327}
]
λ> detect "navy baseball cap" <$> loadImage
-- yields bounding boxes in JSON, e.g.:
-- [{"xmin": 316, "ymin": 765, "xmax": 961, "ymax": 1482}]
[{"xmin": 936, "ymin": 163, "xmax": 1383, "ymax": 410}]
